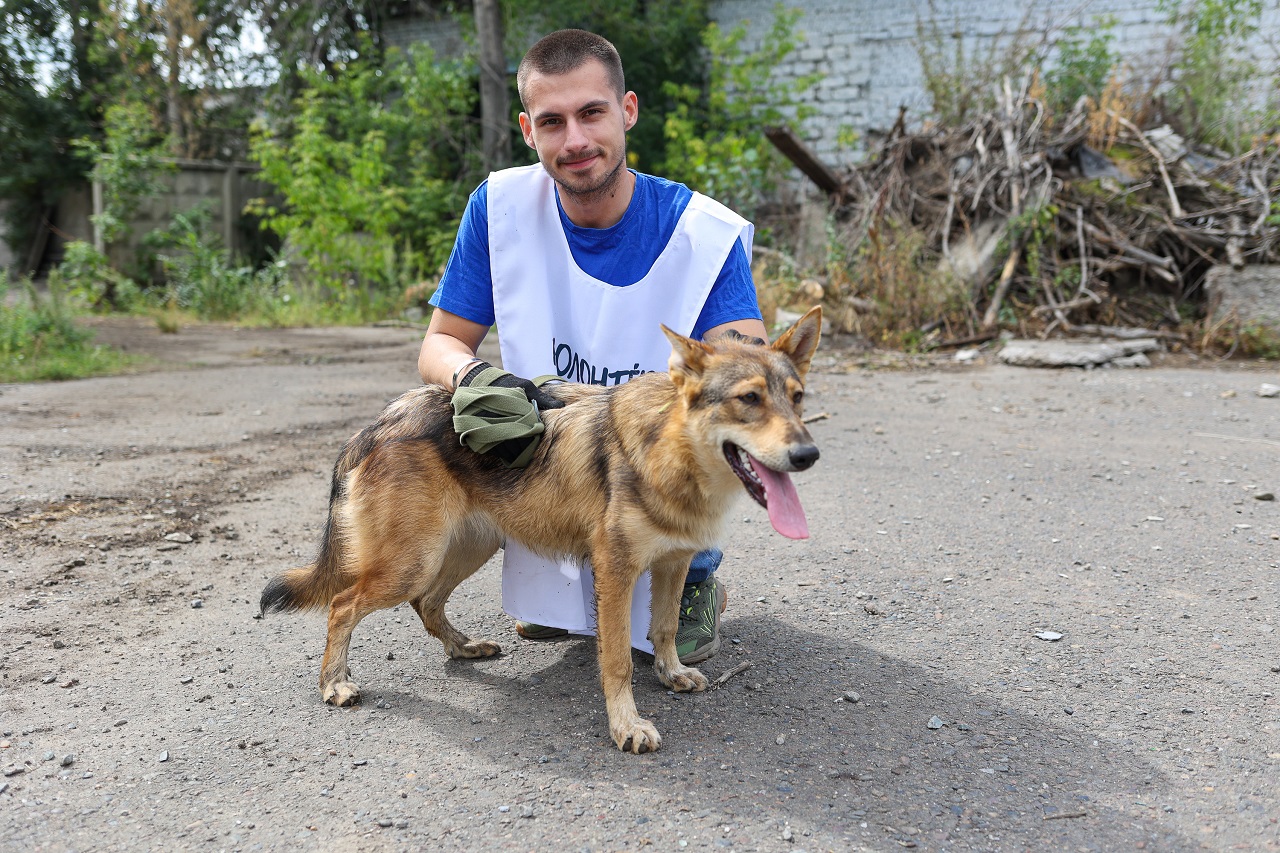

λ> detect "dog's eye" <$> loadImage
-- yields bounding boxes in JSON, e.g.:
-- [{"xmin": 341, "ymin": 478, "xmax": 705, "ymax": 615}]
[
  {"xmin": 739, "ymin": 391, "xmax": 760, "ymax": 404},
  {"xmin": 793, "ymin": 391, "xmax": 804, "ymax": 406}
]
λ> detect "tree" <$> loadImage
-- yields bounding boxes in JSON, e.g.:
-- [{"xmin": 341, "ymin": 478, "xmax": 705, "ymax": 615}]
[
  {"xmin": 475, "ymin": 0, "xmax": 511, "ymax": 171},
  {"xmin": 0, "ymin": 1, "xmax": 101, "ymax": 264}
]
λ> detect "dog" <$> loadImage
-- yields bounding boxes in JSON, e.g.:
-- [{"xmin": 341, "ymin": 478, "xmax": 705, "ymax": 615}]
[{"xmin": 259, "ymin": 306, "xmax": 822, "ymax": 753}]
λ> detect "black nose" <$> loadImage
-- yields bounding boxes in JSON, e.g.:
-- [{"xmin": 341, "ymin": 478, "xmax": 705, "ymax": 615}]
[{"xmin": 789, "ymin": 444, "xmax": 819, "ymax": 471}]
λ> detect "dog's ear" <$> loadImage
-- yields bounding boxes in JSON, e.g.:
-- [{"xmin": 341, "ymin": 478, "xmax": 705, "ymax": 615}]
[
  {"xmin": 662, "ymin": 324, "xmax": 713, "ymax": 383},
  {"xmin": 771, "ymin": 305, "xmax": 823, "ymax": 380}
]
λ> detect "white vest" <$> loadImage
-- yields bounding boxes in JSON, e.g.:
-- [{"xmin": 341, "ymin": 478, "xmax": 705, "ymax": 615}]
[{"xmin": 488, "ymin": 163, "xmax": 752, "ymax": 651}]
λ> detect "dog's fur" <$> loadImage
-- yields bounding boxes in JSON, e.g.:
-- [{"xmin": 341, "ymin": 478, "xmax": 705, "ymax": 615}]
[{"xmin": 260, "ymin": 307, "xmax": 822, "ymax": 753}]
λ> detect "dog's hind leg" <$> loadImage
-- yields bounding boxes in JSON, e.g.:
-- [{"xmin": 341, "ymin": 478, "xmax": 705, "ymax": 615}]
[
  {"xmin": 317, "ymin": 578, "xmax": 393, "ymax": 707},
  {"xmin": 410, "ymin": 521, "xmax": 502, "ymax": 659},
  {"xmin": 592, "ymin": 543, "xmax": 661, "ymax": 754},
  {"xmin": 647, "ymin": 555, "xmax": 709, "ymax": 694}
]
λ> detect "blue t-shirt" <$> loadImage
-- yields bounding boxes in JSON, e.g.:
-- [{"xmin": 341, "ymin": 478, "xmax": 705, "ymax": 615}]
[{"xmin": 429, "ymin": 170, "xmax": 761, "ymax": 341}]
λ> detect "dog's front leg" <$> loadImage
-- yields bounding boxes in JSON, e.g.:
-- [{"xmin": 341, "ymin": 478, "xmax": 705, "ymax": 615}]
[
  {"xmin": 648, "ymin": 556, "xmax": 709, "ymax": 693},
  {"xmin": 592, "ymin": 546, "xmax": 661, "ymax": 754}
]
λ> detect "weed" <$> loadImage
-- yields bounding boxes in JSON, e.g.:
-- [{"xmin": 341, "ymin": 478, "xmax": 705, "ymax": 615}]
[{"xmin": 0, "ymin": 272, "xmax": 138, "ymax": 382}]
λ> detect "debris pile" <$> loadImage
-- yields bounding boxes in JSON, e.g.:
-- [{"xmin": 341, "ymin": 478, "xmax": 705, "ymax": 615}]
[{"xmin": 771, "ymin": 84, "xmax": 1280, "ymax": 348}]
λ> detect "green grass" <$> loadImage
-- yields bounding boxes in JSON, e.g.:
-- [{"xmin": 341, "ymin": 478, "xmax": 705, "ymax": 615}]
[{"xmin": 0, "ymin": 277, "xmax": 142, "ymax": 383}]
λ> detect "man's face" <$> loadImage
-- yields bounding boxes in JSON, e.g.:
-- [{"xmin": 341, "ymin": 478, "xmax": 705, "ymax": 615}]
[{"xmin": 518, "ymin": 59, "xmax": 638, "ymax": 200}]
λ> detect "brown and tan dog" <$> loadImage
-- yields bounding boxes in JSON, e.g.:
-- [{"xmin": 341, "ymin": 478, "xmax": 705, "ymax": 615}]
[{"xmin": 260, "ymin": 307, "xmax": 822, "ymax": 753}]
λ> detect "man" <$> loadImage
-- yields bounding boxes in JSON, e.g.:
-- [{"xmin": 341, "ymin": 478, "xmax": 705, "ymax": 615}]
[{"xmin": 418, "ymin": 28, "xmax": 768, "ymax": 664}]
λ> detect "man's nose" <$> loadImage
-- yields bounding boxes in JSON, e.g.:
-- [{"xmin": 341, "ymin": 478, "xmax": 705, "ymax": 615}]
[{"xmin": 564, "ymin": 119, "xmax": 589, "ymax": 150}]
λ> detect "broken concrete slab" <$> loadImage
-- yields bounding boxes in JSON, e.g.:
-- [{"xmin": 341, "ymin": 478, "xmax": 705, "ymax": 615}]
[
  {"xmin": 1205, "ymin": 264, "xmax": 1280, "ymax": 331},
  {"xmin": 997, "ymin": 338, "xmax": 1161, "ymax": 368}
]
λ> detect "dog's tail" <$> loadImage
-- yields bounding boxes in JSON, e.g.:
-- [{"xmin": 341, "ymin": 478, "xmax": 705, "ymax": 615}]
[{"xmin": 259, "ymin": 456, "xmax": 354, "ymax": 615}]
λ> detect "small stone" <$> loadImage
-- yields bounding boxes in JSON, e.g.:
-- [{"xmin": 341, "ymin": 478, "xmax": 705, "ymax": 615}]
[
  {"xmin": 190, "ymin": 599, "xmax": 203, "ymax": 609},
  {"xmin": 52, "ymin": 640, "xmax": 64, "ymax": 649},
  {"xmin": 60, "ymin": 754, "xmax": 74, "ymax": 767},
  {"xmin": 1036, "ymin": 631, "xmax": 1064, "ymax": 642},
  {"xmin": 158, "ymin": 751, "xmax": 169, "ymax": 763},
  {"xmin": 163, "ymin": 532, "xmax": 193, "ymax": 543},
  {"xmin": 1255, "ymin": 492, "xmax": 1275, "ymax": 502},
  {"xmin": 43, "ymin": 751, "xmax": 55, "ymax": 762},
  {"xmin": 376, "ymin": 818, "xmax": 392, "ymax": 828},
  {"xmin": 394, "ymin": 819, "xmax": 409, "ymax": 829},
  {"xmin": 927, "ymin": 716, "xmax": 945, "ymax": 730},
  {"xmin": 775, "ymin": 734, "xmax": 786, "ymax": 745},
  {"xmin": 519, "ymin": 805, "xmax": 534, "ymax": 818},
  {"xmin": 842, "ymin": 691, "xmax": 860, "ymax": 704},
  {"xmin": 41, "ymin": 674, "xmax": 56, "ymax": 684},
  {"xmin": 1257, "ymin": 383, "xmax": 1279, "ymax": 398},
  {"xmin": 179, "ymin": 675, "xmax": 193, "ymax": 684},
  {"xmin": 2, "ymin": 766, "xmax": 24, "ymax": 777}
]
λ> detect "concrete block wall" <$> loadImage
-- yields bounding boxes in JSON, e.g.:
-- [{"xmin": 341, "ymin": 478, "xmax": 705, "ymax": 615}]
[{"xmin": 709, "ymin": 0, "xmax": 1280, "ymax": 167}]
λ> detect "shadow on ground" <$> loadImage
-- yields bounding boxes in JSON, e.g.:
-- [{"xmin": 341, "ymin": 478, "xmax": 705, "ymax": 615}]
[{"xmin": 301, "ymin": 610, "xmax": 1184, "ymax": 851}]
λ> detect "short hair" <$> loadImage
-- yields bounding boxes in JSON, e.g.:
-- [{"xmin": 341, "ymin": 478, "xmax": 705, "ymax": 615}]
[{"xmin": 516, "ymin": 29, "xmax": 625, "ymax": 109}]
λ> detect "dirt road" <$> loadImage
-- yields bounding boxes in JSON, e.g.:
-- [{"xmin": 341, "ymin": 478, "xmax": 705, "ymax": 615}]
[{"xmin": 2, "ymin": 318, "xmax": 1278, "ymax": 851}]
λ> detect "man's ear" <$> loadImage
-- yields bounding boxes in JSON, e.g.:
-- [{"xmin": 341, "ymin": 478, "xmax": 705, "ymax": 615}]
[
  {"xmin": 662, "ymin": 324, "xmax": 712, "ymax": 383},
  {"xmin": 771, "ymin": 305, "xmax": 823, "ymax": 380},
  {"xmin": 622, "ymin": 91, "xmax": 639, "ymax": 131},
  {"xmin": 518, "ymin": 112, "xmax": 536, "ymax": 149}
]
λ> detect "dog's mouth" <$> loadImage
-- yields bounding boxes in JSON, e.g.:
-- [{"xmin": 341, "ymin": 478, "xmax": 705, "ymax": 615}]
[{"xmin": 724, "ymin": 443, "xmax": 810, "ymax": 540}]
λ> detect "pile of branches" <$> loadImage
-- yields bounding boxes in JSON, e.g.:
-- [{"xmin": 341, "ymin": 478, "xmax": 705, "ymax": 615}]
[{"xmin": 827, "ymin": 82, "xmax": 1280, "ymax": 344}]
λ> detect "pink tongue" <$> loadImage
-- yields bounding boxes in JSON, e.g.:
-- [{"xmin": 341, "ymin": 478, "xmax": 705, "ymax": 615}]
[{"xmin": 748, "ymin": 453, "xmax": 809, "ymax": 539}]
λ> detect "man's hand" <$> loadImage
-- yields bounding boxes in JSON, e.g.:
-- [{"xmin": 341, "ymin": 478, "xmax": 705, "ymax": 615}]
[
  {"xmin": 458, "ymin": 361, "xmax": 566, "ymax": 411},
  {"xmin": 452, "ymin": 361, "xmax": 564, "ymax": 467}
]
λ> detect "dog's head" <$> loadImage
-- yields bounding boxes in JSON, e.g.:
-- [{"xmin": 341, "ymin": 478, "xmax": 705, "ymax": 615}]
[{"xmin": 661, "ymin": 306, "xmax": 822, "ymax": 539}]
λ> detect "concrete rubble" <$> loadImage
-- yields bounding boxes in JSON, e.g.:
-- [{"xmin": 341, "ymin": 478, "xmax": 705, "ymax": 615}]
[{"xmin": 997, "ymin": 338, "xmax": 1162, "ymax": 368}]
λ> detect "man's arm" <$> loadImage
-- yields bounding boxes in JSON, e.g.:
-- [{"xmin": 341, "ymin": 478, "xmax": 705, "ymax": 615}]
[
  {"xmin": 703, "ymin": 317, "xmax": 769, "ymax": 343},
  {"xmin": 418, "ymin": 308, "xmax": 491, "ymax": 388}
]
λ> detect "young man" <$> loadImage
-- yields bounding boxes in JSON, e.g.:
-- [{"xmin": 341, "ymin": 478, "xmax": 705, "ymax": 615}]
[{"xmin": 418, "ymin": 28, "xmax": 768, "ymax": 664}]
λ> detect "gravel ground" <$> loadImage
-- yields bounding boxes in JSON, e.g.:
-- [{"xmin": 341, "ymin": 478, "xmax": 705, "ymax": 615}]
[{"xmin": 1, "ymin": 318, "xmax": 1278, "ymax": 852}]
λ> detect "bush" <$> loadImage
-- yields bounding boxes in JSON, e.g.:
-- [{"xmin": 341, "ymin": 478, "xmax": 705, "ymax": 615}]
[
  {"xmin": 659, "ymin": 4, "xmax": 820, "ymax": 223},
  {"xmin": 0, "ymin": 272, "xmax": 136, "ymax": 382},
  {"xmin": 248, "ymin": 42, "xmax": 479, "ymax": 301}
]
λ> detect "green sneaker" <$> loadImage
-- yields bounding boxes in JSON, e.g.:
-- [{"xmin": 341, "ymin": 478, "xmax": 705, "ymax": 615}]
[
  {"xmin": 675, "ymin": 578, "xmax": 728, "ymax": 665},
  {"xmin": 515, "ymin": 621, "xmax": 569, "ymax": 640}
]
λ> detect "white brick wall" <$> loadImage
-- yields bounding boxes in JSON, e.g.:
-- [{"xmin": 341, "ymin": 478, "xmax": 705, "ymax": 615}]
[{"xmin": 709, "ymin": 0, "xmax": 1280, "ymax": 166}]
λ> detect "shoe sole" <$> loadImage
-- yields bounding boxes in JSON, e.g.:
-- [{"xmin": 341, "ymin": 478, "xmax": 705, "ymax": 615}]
[{"xmin": 515, "ymin": 623, "xmax": 569, "ymax": 640}]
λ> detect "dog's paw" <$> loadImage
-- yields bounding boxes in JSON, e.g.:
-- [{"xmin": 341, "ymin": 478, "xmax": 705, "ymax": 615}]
[
  {"xmin": 611, "ymin": 717, "xmax": 662, "ymax": 754},
  {"xmin": 447, "ymin": 639, "xmax": 502, "ymax": 659},
  {"xmin": 654, "ymin": 660, "xmax": 708, "ymax": 693},
  {"xmin": 322, "ymin": 680, "xmax": 361, "ymax": 707}
]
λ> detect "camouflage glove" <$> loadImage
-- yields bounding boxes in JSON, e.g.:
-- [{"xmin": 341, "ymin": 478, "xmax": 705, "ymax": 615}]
[{"xmin": 451, "ymin": 361, "xmax": 564, "ymax": 468}]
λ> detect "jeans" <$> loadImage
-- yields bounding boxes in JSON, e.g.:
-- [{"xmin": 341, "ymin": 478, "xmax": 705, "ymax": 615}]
[{"xmin": 685, "ymin": 548, "xmax": 722, "ymax": 584}]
